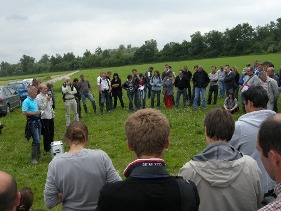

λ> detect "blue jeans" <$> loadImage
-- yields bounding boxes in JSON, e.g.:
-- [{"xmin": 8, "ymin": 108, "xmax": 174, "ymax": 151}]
[
  {"xmin": 193, "ymin": 87, "xmax": 206, "ymax": 110},
  {"xmin": 137, "ymin": 89, "xmax": 146, "ymax": 109},
  {"xmin": 219, "ymin": 80, "xmax": 225, "ymax": 98},
  {"xmin": 100, "ymin": 91, "xmax": 110, "ymax": 112},
  {"xmin": 175, "ymin": 88, "xmax": 187, "ymax": 108},
  {"xmin": 151, "ymin": 90, "xmax": 161, "ymax": 108},
  {"xmin": 30, "ymin": 119, "xmax": 41, "ymax": 147},
  {"xmin": 81, "ymin": 92, "xmax": 96, "ymax": 108},
  {"xmin": 127, "ymin": 92, "xmax": 134, "ymax": 111}
]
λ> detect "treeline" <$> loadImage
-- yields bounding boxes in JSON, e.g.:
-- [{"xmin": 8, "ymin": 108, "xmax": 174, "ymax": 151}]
[{"xmin": 1, "ymin": 18, "xmax": 281, "ymax": 77}]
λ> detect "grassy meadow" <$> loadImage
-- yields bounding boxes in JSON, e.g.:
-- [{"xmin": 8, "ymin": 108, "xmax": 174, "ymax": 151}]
[{"xmin": 0, "ymin": 53, "xmax": 281, "ymax": 210}]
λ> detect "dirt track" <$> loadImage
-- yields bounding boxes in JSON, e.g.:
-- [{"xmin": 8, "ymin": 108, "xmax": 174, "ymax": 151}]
[{"xmin": 46, "ymin": 70, "xmax": 80, "ymax": 84}]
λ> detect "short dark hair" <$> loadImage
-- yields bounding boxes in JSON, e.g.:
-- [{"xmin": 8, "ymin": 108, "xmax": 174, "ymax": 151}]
[
  {"xmin": 73, "ymin": 78, "xmax": 79, "ymax": 82},
  {"xmin": 204, "ymin": 109, "xmax": 235, "ymax": 142},
  {"xmin": 242, "ymin": 85, "xmax": 268, "ymax": 109},
  {"xmin": 127, "ymin": 75, "xmax": 132, "ymax": 80},
  {"xmin": 258, "ymin": 114, "xmax": 281, "ymax": 157}
]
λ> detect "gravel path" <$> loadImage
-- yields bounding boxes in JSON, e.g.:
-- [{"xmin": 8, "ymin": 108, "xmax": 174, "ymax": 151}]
[{"xmin": 46, "ymin": 70, "xmax": 80, "ymax": 84}]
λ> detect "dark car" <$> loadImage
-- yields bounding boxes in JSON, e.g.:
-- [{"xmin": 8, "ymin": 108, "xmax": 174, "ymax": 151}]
[
  {"xmin": 0, "ymin": 86, "xmax": 21, "ymax": 116},
  {"xmin": 7, "ymin": 81, "xmax": 29, "ymax": 101}
]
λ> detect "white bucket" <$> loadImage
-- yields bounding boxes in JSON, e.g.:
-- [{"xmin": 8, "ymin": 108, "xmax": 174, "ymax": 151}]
[{"xmin": 51, "ymin": 141, "xmax": 64, "ymax": 158}]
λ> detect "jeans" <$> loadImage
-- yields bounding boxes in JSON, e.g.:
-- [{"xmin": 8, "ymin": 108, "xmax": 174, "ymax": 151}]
[
  {"xmin": 127, "ymin": 92, "xmax": 134, "ymax": 111},
  {"xmin": 219, "ymin": 80, "xmax": 225, "ymax": 98},
  {"xmin": 81, "ymin": 92, "xmax": 96, "ymax": 109},
  {"xmin": 193, "ymin": 87, "xmax": 206, "ymax": 110},
  {"xmin": 151, "ymin": 90, "xmax": 161, "ymax": 108},
  {"xmin": 100, "ymin": 91, "xmax": 110, "ymax": 112},
  {"xmin": 30, "ymin": 119, "xmax": 42, "ymax": 147},
  {"xmin": 208, "ymin": 85, "xmax": 218, "ymax": 104},
  {"xmin": 137, "ymin": 89, "xmax": 146, "ymax": 109},
  {"xmin": 175, "ymin": 88, "xmax": 187, "ymax": 108}
]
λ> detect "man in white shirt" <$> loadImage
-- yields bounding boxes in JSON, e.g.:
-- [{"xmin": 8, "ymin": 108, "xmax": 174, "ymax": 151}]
[{"xmin": 99, "ymin": 72, "xmax": 112, "ymax": 113}]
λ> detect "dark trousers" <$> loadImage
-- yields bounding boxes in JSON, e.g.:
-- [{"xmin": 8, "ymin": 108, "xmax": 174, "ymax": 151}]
[
  {"xmin": 208, "ymin": 85, "xmax": 218, "ymax": 104},
  {"xmin": 41, "ymin": 119, "xmax": 54, "ymax": 152},
  {"xmin": 75, "ymin": 97, "xmax": 82, "ymax": 118},
  {"xmin": 151, "ymin": 90, "xmax": 161, "ymax": 108},
  {"xmin": 112, "ymin": 91, "xmax": 124, "ymax": 108}
]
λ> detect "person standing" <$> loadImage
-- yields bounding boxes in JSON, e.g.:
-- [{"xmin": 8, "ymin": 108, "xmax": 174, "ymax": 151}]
[
  {"xmin": 145, "ymin": 67, "xmax": 153, "ymax": 99},
  {"xmin": 62, "ymin": 77, "xmax": 79, "ymax": 127},
  {"xmin": 217, "ymin": 66, "xmax": 226, "ymax": 98},
  {"xmin": 207, "ymin": 66, "xmax": 219, "ymax": 105},
  {"xmin": 229, "ymin": 85, "xmax": 276, "ymax": 200},
  {"xmin": 122, "ymin": 75, "xmax": 136, "ymax": 112},
  {"xmin": 258, "ymin": 71, "xmax": 279, "ymax": 111},
  {"xmin": 111, "ymin": 73, "xmax": 124, "ymax": 109},
  {"xmin": 183, "ymin": 66, "xmax": 192, "ymax": 102},
  {"xmin": 257, "ymin": 114, "xmax": 281, "ymax": 210},
  {"xmin": 73, "ymin": 78, "xmax": 82, "ymax": 118},
  {"xmin": 97, "ymin": 109, "xmax": 200, "ymax": 211},
  {"xmin": 174, "ymin": 70, "xmax": 189, "ymax": 108},
  {"xmin": 150, "ymin": 70, "xmax": 162, "ymax": 108},
  {"xmin": 179, "ymin": 109, "xmax": 263, "ymax": 211},
  {"xmin": 99, "ymin": 72, "xmax": 112, "ymax": 113},
  {"xmin": 22, "ymin": 86, "xmax": 42, "ymax": 164},
  {"xmin": 36, "ymin": 83, "xmax": 54, "ymax": 153},
  {"xmin": 44, "ymin": 121, "xmax": 121, "ymax": 210},
  {"xmin": 192, "ymin": 65, "xmax": 209, "ymax": 110},
  {"xmin": 136, "ymin": 73, "xmax": 148, "ymax": 109},
  {"xmin": 223, "ymin": 65, "xmax": 236, "ymax": 97},
  {"xmin": 78, "ymin": 74, "xmax": 97, "ymax": 115}
]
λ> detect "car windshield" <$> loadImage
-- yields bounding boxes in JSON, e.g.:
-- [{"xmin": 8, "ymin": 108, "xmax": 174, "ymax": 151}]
[{"xmin": 11, "ymin": 83, "xmax": 25, "ymax": 89}]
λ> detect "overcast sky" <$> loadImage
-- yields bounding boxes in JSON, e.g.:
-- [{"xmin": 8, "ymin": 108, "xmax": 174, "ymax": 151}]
[{"xmin": 1, "ymin": 0, "xmax": 280, "ymax": 64}]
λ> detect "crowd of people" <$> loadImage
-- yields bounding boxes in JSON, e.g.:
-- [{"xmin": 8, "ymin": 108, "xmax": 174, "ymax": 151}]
[
  {"xmin": 2, "ymin": 60, "xmax": 281, "ymax": 210},
  {"xmin": 61, "ymin": 60, "xmax": 280, "ymax": 117}
]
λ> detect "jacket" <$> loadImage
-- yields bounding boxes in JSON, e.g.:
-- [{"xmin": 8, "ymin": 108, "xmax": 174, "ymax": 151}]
[
  {"xmin": 192, "ymin": 70, "xmax": 209, "ymax": 88},
  {"xmin": 229, "ymin": 110, "xmax": 276, "ymax": 193},
  {"xmin": 97, "ymin": 159, "xmax": 200, "ymax": 211},
  {"xmin": 179, "ymin": 142, "xmax": 263, "ymax": 211}
]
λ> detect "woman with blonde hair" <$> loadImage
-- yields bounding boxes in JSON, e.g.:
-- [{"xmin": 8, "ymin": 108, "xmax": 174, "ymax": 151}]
[{"xmin": 44, "ymin": 121, "xmax": 121, "ymax": 210}]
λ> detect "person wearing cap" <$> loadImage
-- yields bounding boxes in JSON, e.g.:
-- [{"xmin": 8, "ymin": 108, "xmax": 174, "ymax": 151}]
[{"xmin": 78, "ymin": 74, "xmax": 97, "ymax": 115}]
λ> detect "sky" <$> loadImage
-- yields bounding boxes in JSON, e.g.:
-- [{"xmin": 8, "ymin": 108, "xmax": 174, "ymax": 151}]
[{"xmin": 1, "ymin": 0, "xmax": 281, "ymax": 64}]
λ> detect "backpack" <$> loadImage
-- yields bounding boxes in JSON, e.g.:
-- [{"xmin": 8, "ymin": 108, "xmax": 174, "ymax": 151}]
[{"xmin": 99, "ymin": 78, "xmax": 110, "ymax": 88}]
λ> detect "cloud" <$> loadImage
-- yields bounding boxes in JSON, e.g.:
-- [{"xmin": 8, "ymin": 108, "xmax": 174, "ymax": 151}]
[{"xmin": 1, "ymin": 0, "xmax": 281, "ymax": 63}]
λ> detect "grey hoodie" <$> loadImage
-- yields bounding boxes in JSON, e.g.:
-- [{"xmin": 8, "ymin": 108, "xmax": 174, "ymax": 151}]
[
  {"xmin": 229, "ymin": 109, "xmax": 276, "ymax": 194},
  {"xmin": 179, "ymin": 142, "xmax": 263, "ymax": 211}
]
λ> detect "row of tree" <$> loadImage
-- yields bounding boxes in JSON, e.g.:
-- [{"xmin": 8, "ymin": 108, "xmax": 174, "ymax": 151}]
[{"xmin": 1, "ymin": 18, "xmax": 281, "ymax": 77}]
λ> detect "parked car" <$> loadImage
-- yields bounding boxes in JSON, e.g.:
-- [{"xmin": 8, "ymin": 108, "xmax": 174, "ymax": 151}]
[
  {"xmin": 7, "ymin": 81, "xmax": 29, "ymax": 101},
  {"xmin": 0, "ymin": 86, "xmax": 21, "ymax": 116},
  {"xmin": 23, "ymin": 78, "xmax": 33, "ymax": 86}
]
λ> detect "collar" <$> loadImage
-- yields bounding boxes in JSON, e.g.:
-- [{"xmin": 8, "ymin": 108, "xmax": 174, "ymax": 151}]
[
  {"xmin": 275, "ymin": 183, "xmax": 281, "ymax": 196},
  {"xmin": 123, "ymin": 158, "xmax": 168, "ymax": 178}
]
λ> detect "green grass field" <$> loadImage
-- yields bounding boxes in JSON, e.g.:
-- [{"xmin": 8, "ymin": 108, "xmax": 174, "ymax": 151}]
[{"xmin": 0, "ymin": 53, "xmax": 280, "ymax": 210}]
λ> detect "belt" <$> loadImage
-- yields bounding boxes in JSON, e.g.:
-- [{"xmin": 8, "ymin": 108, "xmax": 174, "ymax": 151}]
[{"xmin": 65, "ymin": 98, "xmax": 74, "ymax": 100}]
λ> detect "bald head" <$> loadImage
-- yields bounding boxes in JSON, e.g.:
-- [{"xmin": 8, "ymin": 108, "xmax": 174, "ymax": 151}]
[{"xmin": 0, "ymin": 171, "xmax": 20, "ymax": 211}]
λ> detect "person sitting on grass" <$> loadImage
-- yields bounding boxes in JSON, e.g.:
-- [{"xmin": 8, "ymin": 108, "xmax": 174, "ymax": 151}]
[
  {"xmin": 97, "ymin": 109, "xmax": 200, "ymax": 211},
  {"xmin": 223, "ymin": 92, "xmax": 239, "ymax": 114},
  {"xmin": 179, "ymin": 108, "xmax": 263, "ymax": 211}
]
